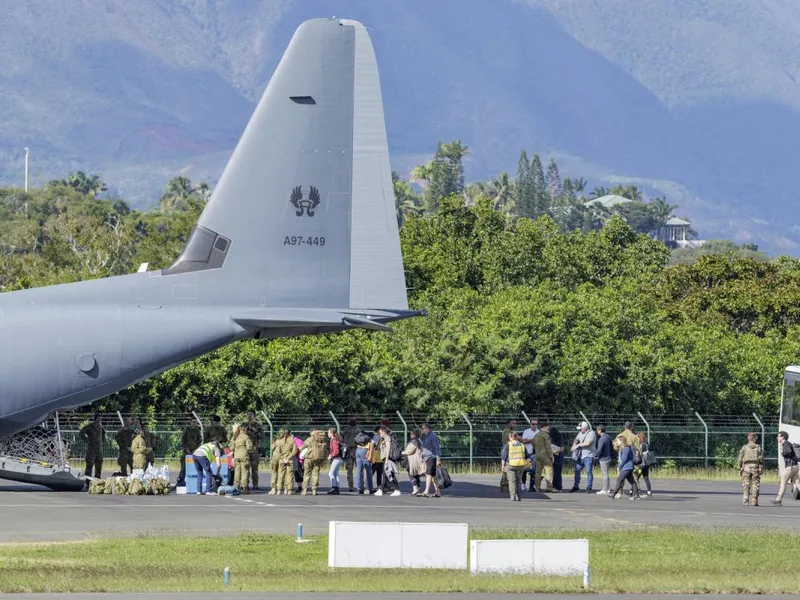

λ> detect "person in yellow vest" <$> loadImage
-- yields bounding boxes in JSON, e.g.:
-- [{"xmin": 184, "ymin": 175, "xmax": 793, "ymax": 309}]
[
  {"xmin": 232, "ymin": 423, "xmax": 254, "ymax": 494},
  {"xmin": 192, "ymin": 440, "xmax": 223, "ymax": 495},
  {"xmin": 501, "ymin": 432, "xmax": 530, "ymax": 501}
]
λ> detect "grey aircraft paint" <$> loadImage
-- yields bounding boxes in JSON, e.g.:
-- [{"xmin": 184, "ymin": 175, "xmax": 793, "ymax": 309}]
[{"xmin": 0, "ymin": 18, "xmax": 421, "ymax": 442}]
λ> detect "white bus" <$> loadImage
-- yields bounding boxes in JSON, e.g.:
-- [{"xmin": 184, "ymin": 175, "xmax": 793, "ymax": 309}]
[{"xmin": 779, "ymin": 366, "xmax": 800, "ymax": 500}]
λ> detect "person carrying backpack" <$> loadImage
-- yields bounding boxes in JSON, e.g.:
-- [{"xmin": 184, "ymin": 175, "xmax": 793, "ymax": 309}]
[
  {"xmin": 354, "ymin": 429, "xmax": 377, "ymax": 495},
  {"xmin": 376, "ymin": 426, "xmax": 401, "ymax": 496},
  {"xmin": 634, "ymin": 431, "xmax": 654, "ymax": 498},
  {"xmin": 608, "ymin": 436, "xmax": 640, "ymax": 501}
]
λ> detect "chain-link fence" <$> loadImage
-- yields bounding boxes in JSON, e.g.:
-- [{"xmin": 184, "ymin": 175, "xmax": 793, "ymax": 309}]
[{"xmin": 51, "ymin": 410, "xmax": 782, "ymax": 469}]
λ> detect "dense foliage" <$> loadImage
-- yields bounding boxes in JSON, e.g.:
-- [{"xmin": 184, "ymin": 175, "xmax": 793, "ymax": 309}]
[{"xmin": 1, "ymin": 153, "xmax": 798, "ymax": 423}]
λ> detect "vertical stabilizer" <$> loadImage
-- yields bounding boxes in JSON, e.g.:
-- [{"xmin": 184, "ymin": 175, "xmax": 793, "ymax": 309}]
[{"xmin": 163, "ymin": 18, "xmax": 409, "ymax": 312}]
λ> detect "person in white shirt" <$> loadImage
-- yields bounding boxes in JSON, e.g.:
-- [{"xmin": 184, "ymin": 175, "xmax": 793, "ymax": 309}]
[{"xmin": 521, "ymin": 420, "xmax": 539, "ymax": 491}]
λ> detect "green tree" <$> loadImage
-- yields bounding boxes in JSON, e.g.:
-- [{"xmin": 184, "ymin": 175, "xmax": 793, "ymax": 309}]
[
  {"xmin": 393, "ymin": 171, "xmax": 423, "ymax": 226},
  {"xmin": 545, "ymin": 158, "xmax": 562, "ymax": 201},
  {"xmin": 422, "ymin": 140, "xmax": 469, "ymax": 212}
]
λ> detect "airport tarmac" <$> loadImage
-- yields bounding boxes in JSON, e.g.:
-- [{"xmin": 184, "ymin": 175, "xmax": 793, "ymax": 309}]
[
  {"xmin": 0, "ymin": 595, "xmax": 790, "ymax": 600},
  {"xmin": 0, "ymin": 474, "xmax": 797, "ymax": 542}
]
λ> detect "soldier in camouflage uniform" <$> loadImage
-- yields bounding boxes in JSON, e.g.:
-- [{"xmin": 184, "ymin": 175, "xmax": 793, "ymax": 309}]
[
  {"xmin": 245, "ymin": 412, "xmax": 265, "ymax": 490},
  {"xmin": 232, "ymin": 423, "xmax": 254, "ymax": 494},
  {"xmin": 206, "ymin": 415, "xmax": 228, "ymax": 444},
  {"xmin": 178, "ymin": 414, "xmax": 202, "ymax": 486},
  {"xmin": 131, "ymin": 426, "xmax": 151, "ymax": 471},
  {"xmin": 738, "ymin": 432, "xmax": 764, "ymax": 506},
  {"xmin": 138, "ymin": 418, "xmax": 157, "ymax": 468},
  {"xmin": 533, "ymin": 422, "xmax": 555, "ymax": 492},
  {"xmin": 274, "ymin": 428, "xmax": 298, "ymax": 494},
  {"xmin": 301, "ymin": 427, "xmax": 328, "ymax": 495},
  {"xmin": 268, "ymin": 435, "xmax": 281, "ymax": 495},
  {"xmin": 80, "ymin": 414, "xmax": 105, "ymax": 479},
  {"xmin": 115, "ymin": 417, "xmax": 134, "ymax": 476}
]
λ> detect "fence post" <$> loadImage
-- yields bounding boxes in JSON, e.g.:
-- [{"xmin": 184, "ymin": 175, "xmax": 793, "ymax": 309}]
[
  {"xmin": 752, "ymin": 413, "xmax": 765, "ymax": 447},
  {"xmin": 579, "ymin": 411, "xmax": 592, "ymax": 429},
  {"xmin": 461, "ymin": 411, "xmax": 473, "ymax": 474},
  {"xmin": 192, "ymin": 411, "xmax": 204, "ymax": 444},
  {"xmin": 637, "ymin": 411, "xmax": 650, "ymax": 443},
  {"xmin": 521, "ymin": 411, "xmax": 531, "ymax": 426},
  {"xmin": 261, "ymin": 411, "xmax": 273, "ymax": 457},
  {"xmin": 396, "ymin": 411, "xmax": 408, "ymax": 446},
  {"xmin": 54, "ymin": 411, "xmax": 65, "ymax": 468},
  {"xmin": 695, "ymin": 412, "xmax": 708, "ymax": 468},
  {"xmin": 329, "ymin": 411, "xmax": 340, "ymax": 434}
]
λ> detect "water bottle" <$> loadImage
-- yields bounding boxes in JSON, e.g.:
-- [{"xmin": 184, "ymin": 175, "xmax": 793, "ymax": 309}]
[
  {"xmin": 223, "ymin": 566, "xmax": 230, "ymax": 586},
  {"xmin": 583, "ymin": 564, "xmax": 590, "ymax": 589},
  {"xmin": 297, "ymin": 522, "xmax": 303, "ymax": 541}
]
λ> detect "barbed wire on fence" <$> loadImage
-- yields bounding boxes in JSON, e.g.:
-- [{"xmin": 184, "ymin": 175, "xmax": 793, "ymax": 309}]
[{"xmin": 47, "ymin": 410, "xmax": 784, "ymax": 468}]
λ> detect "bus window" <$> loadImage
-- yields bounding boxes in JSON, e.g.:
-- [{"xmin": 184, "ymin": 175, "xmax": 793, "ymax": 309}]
[{"xmin": 782, "ymin": 378, "xmax": 800, "ymax": 428}]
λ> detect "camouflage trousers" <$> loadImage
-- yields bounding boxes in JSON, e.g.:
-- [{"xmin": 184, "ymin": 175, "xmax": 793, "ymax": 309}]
[
  {"xmin": 85, "ymin": 448, "xmax": 103, "ymax": 479},
  {"xmin": 535, "ymin": 459, "xmax": 554, "ymax": 492},
  {"xmin": 302, "ymin": 459, "xmax": 323, "ymax": 492},
  {"xmin": 741, "ymin": 464, "xmax": 761, "ymax": 503},
  {"xmin": 234, "ymin": 458, "xmax": 250, "ymax": 491},
  {"xmin": 269, "ymin": 458, "xmax": 280, "ymax": 491},
  {"xmin": 345, "ymin": 454, "xmax": 355, "ymax": 490},
  {"xmin": 249, "ymin": 450, "xmax": 260, "ymax": 488},
  {"xmin": 277, "ymin": 461, "xmax": 294, "ymax": 492},
  {"xmin": 117, "ymin": 451, "xmax": 133, "ymax": 475}
]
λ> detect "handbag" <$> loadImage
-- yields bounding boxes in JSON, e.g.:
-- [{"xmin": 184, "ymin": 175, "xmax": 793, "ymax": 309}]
[{"xmin": 436, "ymin": 464, "xmax": 453, "ymax": 489}]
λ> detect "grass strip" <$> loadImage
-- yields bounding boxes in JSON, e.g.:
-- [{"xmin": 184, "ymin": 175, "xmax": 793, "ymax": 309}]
[{"xmin": 0, "ymin": 528, "xmax": 798, "ymax": 593}]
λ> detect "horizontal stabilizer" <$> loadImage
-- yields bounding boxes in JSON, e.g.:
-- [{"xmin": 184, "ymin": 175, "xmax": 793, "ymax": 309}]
[
  {"xmin": 341, "ymin": 315, "xmax": 393, "ymax": 332},
  {"xmin": 231, "ymin": 308, "xmax": 423, "ymax": 331}
]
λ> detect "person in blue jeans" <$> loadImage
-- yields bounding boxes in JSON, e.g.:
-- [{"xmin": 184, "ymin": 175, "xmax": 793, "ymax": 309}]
[
  {"xmin": 355, "ymin": 435, "xmax": 376, "ymax": 495},
  {"xmin": 192, "ymin": 441, "xmax": 222, "ymax": 495},
  {"xmin": 570, "ymin": 421, "xmax": 596, "ymax": 493}
]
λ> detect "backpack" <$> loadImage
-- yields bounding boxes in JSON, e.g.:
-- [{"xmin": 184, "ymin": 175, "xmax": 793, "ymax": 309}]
[
  {"xmin": 642, "ymin": 447, "xmax": 656, "ymax": 466},
  {"xmin": 389, "ymin": 436, "xmax": 402, "ymax": 462},
  {"xmin": 354, "ymin": 431, "xmax": 371, "ymax": 445},
  {"xmin": 632, "ymin": 446, "xmax": 643, "ymax": 466}
]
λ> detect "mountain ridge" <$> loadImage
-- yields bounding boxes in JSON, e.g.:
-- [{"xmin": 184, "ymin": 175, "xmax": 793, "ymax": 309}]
[{"xmin": 0, "ymin": 0, "xmax": 797, "ymax": 252}]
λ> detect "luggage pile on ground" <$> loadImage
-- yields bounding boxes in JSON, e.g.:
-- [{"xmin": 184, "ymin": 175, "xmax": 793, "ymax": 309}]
[{"xmin": 88, "ymin": 465, "xmax": 171, "ymax": 496}]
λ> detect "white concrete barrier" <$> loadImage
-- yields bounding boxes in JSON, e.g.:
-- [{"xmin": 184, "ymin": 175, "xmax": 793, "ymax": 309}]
[
  {"xmin": 469, "ymin": 539, "xmax": 588, "ymax": 575},
  {"xmin": 328, "ymin": 521, "xmax": 469, "ymax": 569}
]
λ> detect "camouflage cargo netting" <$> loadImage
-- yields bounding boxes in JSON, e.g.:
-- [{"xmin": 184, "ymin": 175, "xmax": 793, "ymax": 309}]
[{"xmin": 87, "ymin": 476, "xmax": 170, "ymax": 496}]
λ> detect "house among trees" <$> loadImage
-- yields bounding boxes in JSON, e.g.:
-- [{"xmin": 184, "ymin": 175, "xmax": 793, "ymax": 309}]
[
  {"xmin": 660, "ymin": 216, "xmax": 706, "ymax": 249},
  {"xmin": 585, "ymin": 194, "xmax": 633, "ymax": 209}
]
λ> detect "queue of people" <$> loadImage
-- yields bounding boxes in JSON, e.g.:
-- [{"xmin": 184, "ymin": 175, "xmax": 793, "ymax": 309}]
[{"xmin": 500, "ymin": 418, "xmax": 657, "ymax": 502}]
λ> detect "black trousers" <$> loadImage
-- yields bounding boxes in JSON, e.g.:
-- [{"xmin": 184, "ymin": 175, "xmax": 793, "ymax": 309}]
[
  {"xmin": 611, "ymin": 469, "xmax": 639, "ymax": 497},
  {"xmin": 553, "ymin": 453, "xmax": 564, "ymax": 491}
]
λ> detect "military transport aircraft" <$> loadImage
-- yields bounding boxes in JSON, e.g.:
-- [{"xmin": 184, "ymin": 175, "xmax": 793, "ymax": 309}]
[{"xmin": 0, "ymin": 18, "xmax": 421, "ymax": 488}]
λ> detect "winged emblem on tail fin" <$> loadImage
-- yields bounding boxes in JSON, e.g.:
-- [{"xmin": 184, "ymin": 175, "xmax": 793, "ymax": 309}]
[
  {"xmin": 289, "ymin": 185, "xmax": 322, "ymax": 217},
  {"xmin": 308, "ymin": 186, "xmax": 321, "ymax": 217}
]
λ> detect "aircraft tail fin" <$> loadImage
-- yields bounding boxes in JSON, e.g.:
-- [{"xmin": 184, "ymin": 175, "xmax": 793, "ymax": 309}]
[{"xmin": 162, "ymin": 18, "xmax": 408, "ymax": 312}]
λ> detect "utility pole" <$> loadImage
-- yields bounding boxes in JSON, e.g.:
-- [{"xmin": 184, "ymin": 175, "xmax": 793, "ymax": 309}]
[{"xmin": 24, "ymin": 147, "xmax": 29, "ymax": 193}]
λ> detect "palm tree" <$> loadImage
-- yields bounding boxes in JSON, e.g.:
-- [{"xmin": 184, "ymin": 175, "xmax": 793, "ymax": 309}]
[
  {"xmin": 464, "ymin": 181, "xmax": 488, "ymax": 205},
  {"xmin": 393, "ymin": 171, "xmax": 423, "ymax": 226},
  {"xmin": 609, "ymin": 184, "xmax": 643, "ymax": 202},
  {"xmin": 571, "ymin": 177, "xmax": 588, "ymax": 194},
  {"xmin": 488, "ymin": 172, "xmax": 514, "ymax": 213},
  {"xmin": 590, "ymin": 186, "xmax": 609, "ymax": 199},
  {"xmin": 410, "ymin": 163, "xmax": 431, "ymax": 187},
  {"xmin": 648, "ymin": 197, "xmax": 679, "ymax": 241}
]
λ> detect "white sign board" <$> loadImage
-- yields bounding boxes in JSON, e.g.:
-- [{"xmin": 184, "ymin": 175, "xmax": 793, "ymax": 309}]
[
  {"xmin": 329, "ymin": 521, "xmax": 468, "ymax": 569},
  {"xmin": 470, "ymin": 539, "xmax": 588, "ymax": 575}
]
